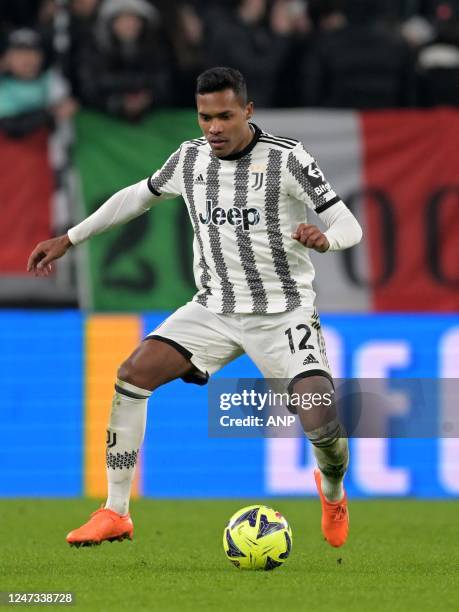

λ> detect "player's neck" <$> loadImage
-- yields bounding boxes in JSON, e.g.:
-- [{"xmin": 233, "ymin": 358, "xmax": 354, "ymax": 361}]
[
  {"xmin": 235, "ymin": 123, "xmax": 255, "ymax": 154},
  {"xmin": 219, "ymin": 123, "xmax": 258, "ymax": 161}
]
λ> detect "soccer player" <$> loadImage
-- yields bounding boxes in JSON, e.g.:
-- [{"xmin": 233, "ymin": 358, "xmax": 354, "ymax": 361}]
[{"xmin": 28, "ymin": 67, "xmax": 362, "ymax": 549}]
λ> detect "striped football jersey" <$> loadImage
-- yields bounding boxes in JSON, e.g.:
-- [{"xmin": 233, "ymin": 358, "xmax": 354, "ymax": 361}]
[{"xmin": 147, "ymin": 123, "xmax": 343, "ymax": 314}]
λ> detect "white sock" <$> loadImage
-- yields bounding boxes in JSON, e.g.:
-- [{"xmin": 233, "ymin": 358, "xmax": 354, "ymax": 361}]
[
  {"xmin": 309, "ymin": 425, "xmax": 349, "ymax": 503},
  {"xmin": 104, "ymin": 379, "xmax": 151, "ymax": 515},
  {"xmin": 319, "ymin": 469, "xmax": 345, "ymax": 503}
]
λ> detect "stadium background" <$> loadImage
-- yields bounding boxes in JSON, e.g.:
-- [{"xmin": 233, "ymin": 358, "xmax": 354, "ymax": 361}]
[{"xmin": 1, "ymin": 0, "xmax": 458, "ymax": 501}]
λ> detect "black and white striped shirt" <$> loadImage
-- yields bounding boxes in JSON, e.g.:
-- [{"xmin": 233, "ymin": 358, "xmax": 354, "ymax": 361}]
[{"xmin": 147, "ymin": 124, "xmax": 345, "ymax": 314}]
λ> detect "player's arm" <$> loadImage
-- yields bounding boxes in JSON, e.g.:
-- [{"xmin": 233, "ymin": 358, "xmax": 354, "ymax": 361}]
[
  {"xmin": 27, "ymin": 180, "xmax": 155, "ymax": 276},
  {"xmin": 28, "ymin": 147, "xmax": 183, "ymax": 276},
  {"xmin": 292, "ymin": 203, "xmax": 362, "ymax": 252},
  {"xmin": 286, "ymin": 143, "xmax": 362, "ymax": 253}
]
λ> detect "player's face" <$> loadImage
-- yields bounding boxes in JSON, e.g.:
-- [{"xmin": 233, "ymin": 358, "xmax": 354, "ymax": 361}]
[{"xmin": 197, "ymin": 89, "xmax": 254, "ymax": 158}]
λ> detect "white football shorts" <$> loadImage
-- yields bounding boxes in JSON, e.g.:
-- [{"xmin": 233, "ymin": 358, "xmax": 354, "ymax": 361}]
[{"xmin": 146, "ymin": 302, "xmax": 332, "ymax": 389}]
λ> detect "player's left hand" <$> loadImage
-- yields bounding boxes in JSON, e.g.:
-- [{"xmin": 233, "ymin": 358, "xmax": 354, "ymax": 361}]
[{"xmin": 292, "ymin": 224, "xmax": 329, "ymax": 252}]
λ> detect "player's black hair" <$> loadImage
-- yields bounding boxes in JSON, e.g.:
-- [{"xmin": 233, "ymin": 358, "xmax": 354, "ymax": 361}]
[{"xmin": 196, "ymin": 67, "xmax": 248, "ymax": 105}]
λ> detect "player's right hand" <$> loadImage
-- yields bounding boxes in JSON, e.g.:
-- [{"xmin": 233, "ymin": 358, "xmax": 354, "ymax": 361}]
[
  {"xmin": 27, "ymin": 234, "xmax": 73, "ymax": 277},
  {"xmin": 291, "ymin": 223, "xmax": 330, "ymax": 253}
]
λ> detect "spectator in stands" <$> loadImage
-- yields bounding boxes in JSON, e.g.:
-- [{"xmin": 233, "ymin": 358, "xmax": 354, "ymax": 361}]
[
  {"xmin": 168, "ymin": 2, "xmax": 206, "ymax": 107},
  {"xmin": 66, "ymin": 0, "xmax": 101, "ymax": 96},
  {"xmin": 70, "ymin": 0, "xmax": 101, "ymax": 40},
  {"xmin": 416, "ymin": 18, "xmax": 459, "ymax": 106},
  {"xmin": 271, "ymin": 0, "xmax": 311, "ymax": 107},
  {"xmin": 401, "ymin": 14, "xmax": 435, "ymax": 49},
  {"xmin": 299, "ymin": 0, "xmax": 345, "ymax": 107},
  {"xmin": 0, "ymin": 28, "xmax": 77, "ymax": 138},
  {"xmin": 419, "ymin": 1, "xmax": 458, "ymax": 22},
  {"xmin": 301, "ymin": 0, "xmax": 416, "ymax": 109},
  {"xmin": 74, "ymin": 0, "xmax": 172, "ymax": 121},
  {"xmin": 204, "ymin": 0, "xmax": 301, "ymax": 107},
  {"xmin": 307, "ymin": 0, "xmax": 347, "ymax": 32},
  {"xmin": 35, "ymin": 0, "xmax": 101, "ymax": 90}
]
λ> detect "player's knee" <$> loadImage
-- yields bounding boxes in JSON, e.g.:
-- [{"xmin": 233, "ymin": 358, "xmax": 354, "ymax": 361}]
[
  {"xmin": 117, "ymin": 358, "xmax": 135, "ymax": 385},
  {"xmin": 117, "ymin": 357, "xmax": 153, "ymax": 391}
]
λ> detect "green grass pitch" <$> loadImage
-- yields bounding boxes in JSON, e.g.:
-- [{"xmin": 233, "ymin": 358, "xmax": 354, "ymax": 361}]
[{"xmin": 1, "ymin": 499, "xmax": 458, "ymax": 611}]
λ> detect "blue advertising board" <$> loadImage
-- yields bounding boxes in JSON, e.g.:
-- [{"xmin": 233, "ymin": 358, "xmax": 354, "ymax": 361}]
[{"xmin": 0, "ymin": 311, "xmax": 457, "ymax": 497}]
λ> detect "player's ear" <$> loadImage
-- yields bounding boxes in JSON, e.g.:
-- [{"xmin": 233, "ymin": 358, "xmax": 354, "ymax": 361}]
[{"xmin": 245, "ymin": 101, "xmax": 254, "ymax": 120}]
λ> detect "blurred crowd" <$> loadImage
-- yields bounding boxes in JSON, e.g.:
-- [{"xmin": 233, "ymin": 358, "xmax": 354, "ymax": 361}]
[{"xmin": 0, "ymin": 0, "xmax": 458, "ymax": 130}]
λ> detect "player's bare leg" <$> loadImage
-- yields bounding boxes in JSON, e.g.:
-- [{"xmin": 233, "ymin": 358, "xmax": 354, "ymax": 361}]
[
  {"xmin": 66, "ymin": 339, "xmax": 195, "ymax": 547},
  {"xmin": 291, "ymin": 375, "xmax": 349, "ymax": 547}
]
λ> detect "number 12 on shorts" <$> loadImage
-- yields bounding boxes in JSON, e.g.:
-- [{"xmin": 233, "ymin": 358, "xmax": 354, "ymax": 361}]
[{"xmin": 284, "ymin": 325, "xmax": 314, "ymax": 354}]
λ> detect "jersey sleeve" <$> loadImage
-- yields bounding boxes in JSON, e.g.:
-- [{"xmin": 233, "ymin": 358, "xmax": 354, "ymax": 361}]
[
  {"xmin": 67, "ymin": 179, "xmax": 155, "ymax": 245},
  {"xmin": 147, "ymin": 146, "xmax": 183, "ymax": 200},
  {"xmin": 320, "ymin": 201, "xmax": 363, "ymax": 251},
  {"xmin": 285, "ymin": 143, "xmax": 343, "ymax": 215}
]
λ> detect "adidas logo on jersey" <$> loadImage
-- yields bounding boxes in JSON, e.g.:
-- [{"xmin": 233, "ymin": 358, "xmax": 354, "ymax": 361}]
[
  {"xmin": 199, "ymin": 199, "xmax": 260, "ymax": 231},
  {"xmin": 303, "ymin": 353, "xmax": 319, "ymax": 365},
  {"xmin": 194, "ymin": 174, "xmax": 206, "ymax": 185}
]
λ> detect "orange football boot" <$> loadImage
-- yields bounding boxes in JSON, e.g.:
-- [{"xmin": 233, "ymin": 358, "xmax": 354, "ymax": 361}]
[
  {"xmin": 314, "ymin": 469, "xmax": 349, "ymax": 547},
  {"xmin": 66, "ymin": 508, "xmax": 133, "ymax": 547}
]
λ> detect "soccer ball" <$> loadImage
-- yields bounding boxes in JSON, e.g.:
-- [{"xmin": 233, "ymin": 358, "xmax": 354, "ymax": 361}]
[{"xmin": 223, "ymin": 505, "xmax": 292, "ymax": 570}]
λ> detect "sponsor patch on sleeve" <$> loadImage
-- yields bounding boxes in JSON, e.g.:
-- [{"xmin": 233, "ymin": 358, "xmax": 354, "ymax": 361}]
[{"xmin": 302, "ymin": 162, "xmax": 340, "ymax": 213}]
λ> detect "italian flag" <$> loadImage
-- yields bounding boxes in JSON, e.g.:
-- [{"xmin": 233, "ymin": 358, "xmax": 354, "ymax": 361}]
[{"xmin": 257, "ymin": 108, "xmax": 459, "ymax": 312}]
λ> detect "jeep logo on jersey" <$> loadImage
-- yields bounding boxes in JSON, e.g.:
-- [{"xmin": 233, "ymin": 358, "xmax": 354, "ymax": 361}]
[{"xmin": 199, "ymin": 199, "xmax": 260, "ymax": 231}]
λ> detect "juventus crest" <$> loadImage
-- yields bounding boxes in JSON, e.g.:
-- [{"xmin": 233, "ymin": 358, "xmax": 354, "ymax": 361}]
[
  {"xmin": 250, "ymin": 171, "xmax": 264, "ymax": 191},
  {"xmin": 106, "ymin": 429, "xmax": 117, "ymax": 448}
]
